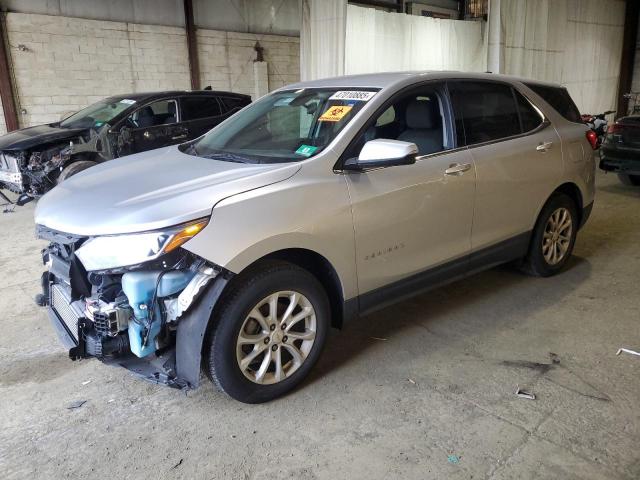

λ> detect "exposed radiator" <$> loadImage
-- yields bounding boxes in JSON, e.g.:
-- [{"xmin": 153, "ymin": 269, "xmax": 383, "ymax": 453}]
[{"xmin": 50, "ymin": 283, "xmax": 79, "ymax": 342}]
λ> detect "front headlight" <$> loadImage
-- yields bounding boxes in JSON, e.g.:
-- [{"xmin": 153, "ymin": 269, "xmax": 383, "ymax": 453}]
[{"xmin": 75, "ymin": 219, "xmax": 209, "ymax": 271}]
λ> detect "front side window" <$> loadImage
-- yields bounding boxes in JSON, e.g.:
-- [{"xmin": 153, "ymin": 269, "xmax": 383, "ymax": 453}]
[
  {"xmin": 186, "ymin": 88, "xmax": 378, "ymax": 163},
  {"xmin": 127, "ymin": 99, "xmax": 178, "ymax": 128},
  {"xmin": 449, "ymin": 81, "xmax": 521, "ymax": 145},
  {"xmin": 351, "ymin": 90, "xmax": 449, "ymax": 157},
  {"xmin": 182, "ymin": 96, "xmax": 222, "ymax": 120},
  {"xmin": 60, "ymin": 98, "xmax": 134, "ymax": 129}
]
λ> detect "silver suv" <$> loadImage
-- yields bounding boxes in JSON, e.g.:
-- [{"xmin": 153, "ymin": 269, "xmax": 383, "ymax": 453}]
[{"xmin": 35, "ymin": 72, "xmax": 595, "ymax": 403}]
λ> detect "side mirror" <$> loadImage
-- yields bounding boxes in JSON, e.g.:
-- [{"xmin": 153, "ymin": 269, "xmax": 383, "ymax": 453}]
[{"xmin": 343, "ymin": 139, "xmax": 418, "ymax": 171}]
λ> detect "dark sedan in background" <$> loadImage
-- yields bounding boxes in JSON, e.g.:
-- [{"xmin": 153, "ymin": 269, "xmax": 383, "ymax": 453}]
[
  {"xmin": 599, "ymin": 115, "xmax": 640, "ymax": 186},
  {"xmin": 0, "ymin": 89, "xmax": 251, "ymax": 203}
]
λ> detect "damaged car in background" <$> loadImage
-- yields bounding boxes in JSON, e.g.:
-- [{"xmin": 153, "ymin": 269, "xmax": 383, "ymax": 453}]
[{"xmin": 0, "ymin": 89, "xmax": 250, "ymax": 205}]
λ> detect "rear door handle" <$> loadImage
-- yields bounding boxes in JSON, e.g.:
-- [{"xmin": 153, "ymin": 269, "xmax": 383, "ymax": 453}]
[
  {"xmin": 536, "ymin": 141, "xmax": 553, "ymax": 152},
  {"xmin": 444, "ymin": 163, "xmax": 472, "ymax": 176}
]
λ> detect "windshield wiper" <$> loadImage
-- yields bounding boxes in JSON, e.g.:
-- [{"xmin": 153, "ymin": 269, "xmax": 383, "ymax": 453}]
[{"xmin": 202, "ymin": 152, "xmax": 255, "ymax": 164}]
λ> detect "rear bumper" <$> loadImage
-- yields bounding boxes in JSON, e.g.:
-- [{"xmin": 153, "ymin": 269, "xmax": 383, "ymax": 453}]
[{"xmin": 599, "ymin": 148, "xmax": 640, "ymax": 175}]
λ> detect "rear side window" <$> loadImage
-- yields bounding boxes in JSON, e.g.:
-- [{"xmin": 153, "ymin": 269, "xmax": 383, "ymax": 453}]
[
  {"xmin": 221, "ymin": 97, "xmax": 249, "ymax": 113},
  {"xmin": 449, "ymin": 81, "xmax": 521, "ymax": 144},
  {"xmin": 524, "ymin": 84, "xmax": 581, "ymax": 123},
  {"xmin": 181, "ymin": 96, "xmax": 222, "ymax": 121}
]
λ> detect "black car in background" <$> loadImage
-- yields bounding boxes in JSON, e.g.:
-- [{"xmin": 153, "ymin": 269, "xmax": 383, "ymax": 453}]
[
  {"xmin": 0, "ymin": 89, "xmax": 251, "ymax": 203},
  {"xmin": 599, "ymin": 115, "xmax": 640, "ymax": 186}
]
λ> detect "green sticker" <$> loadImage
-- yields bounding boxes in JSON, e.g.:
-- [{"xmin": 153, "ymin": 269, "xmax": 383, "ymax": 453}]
[{"xmin": 295, "ymin": 144, "xmax": 318, "ymax": 157}]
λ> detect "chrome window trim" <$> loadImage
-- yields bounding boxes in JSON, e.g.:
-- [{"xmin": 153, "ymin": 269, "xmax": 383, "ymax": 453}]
[
  {"xmin": 464, "ymin": 119, "xmax": 552, "ymax": 151},
  {"xmin": 414, "ymin": 145, "xmax": 469, "ymax": 162}
]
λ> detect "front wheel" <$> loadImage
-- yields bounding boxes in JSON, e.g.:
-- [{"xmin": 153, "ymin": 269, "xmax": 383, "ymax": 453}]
[
  {"xmin": 207, "ymin": 261, "xmax": 329, "ymax": 403},
  {"xmin": 519, "ymin": 193, "xmax": 578, "ymax": 277},
  {"xmin": 618, "ymin": 173, "xmax": 640, "ymax": 186}
]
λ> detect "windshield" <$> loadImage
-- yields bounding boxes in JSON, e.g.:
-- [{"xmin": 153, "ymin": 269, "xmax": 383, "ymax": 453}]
[
  {"xmin": 187, "ymin": 88, "xmax": 379, "ymax": 163},
  {"xmin": 59, "ymin": 98, "xmax": 137, "ymax": 129}
]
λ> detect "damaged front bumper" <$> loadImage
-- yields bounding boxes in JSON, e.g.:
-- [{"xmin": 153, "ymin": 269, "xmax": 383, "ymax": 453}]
[{"xmin": 38, "ymin": 226, "xmax": 229, "ymax": 389}]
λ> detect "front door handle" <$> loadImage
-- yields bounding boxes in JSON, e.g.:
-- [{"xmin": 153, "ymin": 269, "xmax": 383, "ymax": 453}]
[
  {"xmin": 444, "ymin": 163, "xmax": 472, "ymax": 176},
  {"xmin": 171, "ymin": 134, "xmax": 188, "ymax": 141},
  {"xmin": 536, "ymin": 141, "xmax": 553, "ymax": 152}
]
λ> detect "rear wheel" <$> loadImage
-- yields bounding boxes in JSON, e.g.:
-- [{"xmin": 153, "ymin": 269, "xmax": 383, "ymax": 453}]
[
  {"xmin": 520, "ymin": 193, "xmax": 578, "ymax": 277},
  {"xmin": 207, "ymin": 261, "xmax": 329, "ymax": 403},
  {"xmin": 618, "ymin": 173, "xmax": 640, "ymax": 186},
  {"xmin": 57, "ymin": 160, "xmax": 96, "ymax": 184}
]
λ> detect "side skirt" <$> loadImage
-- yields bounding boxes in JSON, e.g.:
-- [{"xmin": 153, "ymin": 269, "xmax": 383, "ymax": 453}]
[{"xmin": 355, "ymin": 231, "xmax": 531, "ymax": 317}]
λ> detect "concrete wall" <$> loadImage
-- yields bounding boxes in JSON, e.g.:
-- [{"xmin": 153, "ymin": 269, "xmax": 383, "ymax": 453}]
[
  {"xmin": 193, "ymin": 0, "xmax": 300, "ymax": 36},
  {"xmin": 197, "ymin": 29, "xmax": 299, "ymax": 95},
  {"xmin": 0, "ymin": 0, "xmax": 301, "ymax": 35},
  {"xmin": 0, "ymin": 11, "xmax": 300, "ymax": 132}
]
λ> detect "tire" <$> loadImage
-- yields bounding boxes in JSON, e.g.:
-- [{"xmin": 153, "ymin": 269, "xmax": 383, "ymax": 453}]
[
  {"xmin": 519, "ymin": 193, "xmax": 578, "ymax": 277},
  {"xmin": 57, "ymin": 160, "xmax": 96, "ymax": 184},
  {"xmin": 207, "ymin": 261, "xmax": 330, "ymax": 403},
  {"xmin": 618, "ymin": 173, "xmax": 640, "ymax": 186}
]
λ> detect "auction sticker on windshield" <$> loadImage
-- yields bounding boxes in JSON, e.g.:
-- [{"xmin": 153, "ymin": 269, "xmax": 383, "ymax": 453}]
[
  {"xmin": 329, "ymin": 91, "xmax": 377, "ymax": 101},
  {"xmin": 319, "ymin": 105, "xmax": 353, "ymax": 122}
]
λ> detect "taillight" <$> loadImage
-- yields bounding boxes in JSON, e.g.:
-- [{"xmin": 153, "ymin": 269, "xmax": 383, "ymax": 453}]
[
  {"xmin": 586, "ymin": 130, "xmax": 598, "ymax": 150},
  {"xmin": 607, "ymin": 124, "xmax": 623, "ymax": 134}
]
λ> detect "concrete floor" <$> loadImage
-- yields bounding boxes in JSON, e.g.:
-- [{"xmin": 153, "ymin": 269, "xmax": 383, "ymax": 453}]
[{"xmin": 0, "ymin": 170, "xmax": 639, "ymax": 479}]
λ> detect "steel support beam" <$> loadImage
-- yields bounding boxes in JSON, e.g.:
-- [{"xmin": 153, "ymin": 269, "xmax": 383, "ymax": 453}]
[
  {"xmin": 348, "ymin": 0, "xmax": 403, "ymax": 12},
  {"xmin": 0, "ymin": 15, "xmax": 19, "ymax": 131},
  {"xmin": 617, "ymin": 0, "xmax": 639, "ymax": 117},
  {"xmin": 183, "ymin": 0, "xmax": 200, "ymax": 90}
]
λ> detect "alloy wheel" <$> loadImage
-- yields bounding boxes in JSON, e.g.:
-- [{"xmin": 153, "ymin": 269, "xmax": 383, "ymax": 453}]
[
  {"xmin": 236, "ymin": 291, "xmax": 317, "ymax": 385},
  {"xmin": 542, "ymin": 207, "xmax": 572, "ymax": 265}
]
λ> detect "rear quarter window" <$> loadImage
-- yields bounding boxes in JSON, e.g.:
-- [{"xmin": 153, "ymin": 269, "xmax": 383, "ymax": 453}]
[{"xmin": 524, "ymin": 84, "xmax": 582, "ymax": 123}]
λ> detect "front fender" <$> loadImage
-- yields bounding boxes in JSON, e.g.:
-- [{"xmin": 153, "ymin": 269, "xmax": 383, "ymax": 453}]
[
  {"xmin": 175, "ymin": 274, "xmax": 230, "ymax": 388},
  {"xmin": 182, "ymin": 167, "xmax": 358, "ymax": 301}
]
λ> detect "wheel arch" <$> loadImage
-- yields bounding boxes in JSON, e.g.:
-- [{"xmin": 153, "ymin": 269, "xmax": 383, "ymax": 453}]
[
  {"xmin": 553, "ymin": 182, "xmax": 584, "ymax": 225},
  {"xmin": 236, "ymin": 248, "xmax": 352, "ymax": 329},
  {"xmin": 534, "ymin": 182, "xmax": 584, "ymax": 230}
]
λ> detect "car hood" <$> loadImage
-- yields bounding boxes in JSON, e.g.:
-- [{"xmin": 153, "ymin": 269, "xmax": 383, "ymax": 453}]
[
  {"xmin": 0, "ymin": 123, "xmax": 87, "ymax": 151},
  {"xmin": 35, "ymin": 145, "xmax": 302, "ymax": 236}
]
